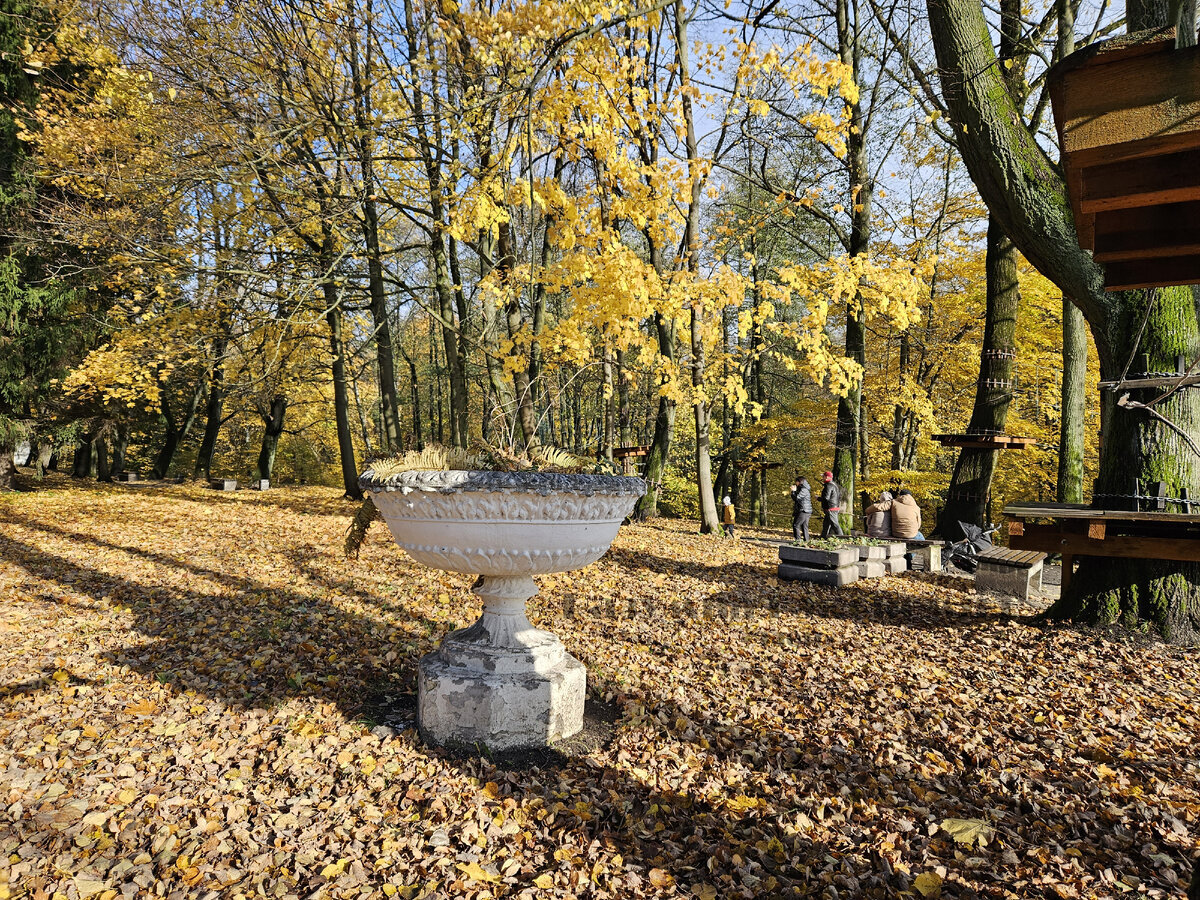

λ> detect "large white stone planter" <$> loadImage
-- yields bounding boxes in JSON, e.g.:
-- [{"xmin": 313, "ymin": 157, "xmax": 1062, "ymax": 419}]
[{"xmin": 361, "ymin": 469, "xmax": 645, "ymax": 751}]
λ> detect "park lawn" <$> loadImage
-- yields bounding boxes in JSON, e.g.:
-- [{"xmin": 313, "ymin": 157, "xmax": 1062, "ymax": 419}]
[{"xmin": 0, "ymin": 481, "xmax": 1196, "ymax": 900}]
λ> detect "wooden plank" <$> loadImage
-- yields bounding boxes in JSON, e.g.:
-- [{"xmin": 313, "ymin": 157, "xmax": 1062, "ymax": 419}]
[
  {"xmin": 1057, "ymin": 38, "xmax": 1200, "ymax": 158},
  {"xmin": 1080, "ymin": 147, "xmax": 1200, "ymax": 213},
  {"xmin": 1010, "ymin": 530, "xmax": 1200, "ymax": 563},
  {"xmin": 1093, "ymin": 200, "xmax": 1200, "ymax": 261},
  {"xmin": 1098, "ymin": 373, "xmax": 1200, "ymax": 391},
  {"xmin": 1088, "ymin": 521, "xmax": 1107, "ymax": 540},
  {"xmin": 1103, "ymin": 254, "xmax": 1200, "ymax": 291},
  {"xmin": 1004, "ymin": 503, "xmax": 1200, "ymax": 523}
]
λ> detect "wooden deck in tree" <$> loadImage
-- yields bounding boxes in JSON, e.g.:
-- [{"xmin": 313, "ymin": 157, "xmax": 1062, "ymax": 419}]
[
  {"xmin": 932, "ymin": 434, "xmax": 1038, "ymax": 450},
  {"xmin": 1002, "ymin": 502, "xmax": 1200, "ymax": 592}
]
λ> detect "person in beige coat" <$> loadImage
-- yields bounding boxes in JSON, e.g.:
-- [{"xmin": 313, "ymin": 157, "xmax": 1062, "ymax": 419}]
[{"xmin": 890, "ymin": 489, "xmax": 923, "ymax": 539}]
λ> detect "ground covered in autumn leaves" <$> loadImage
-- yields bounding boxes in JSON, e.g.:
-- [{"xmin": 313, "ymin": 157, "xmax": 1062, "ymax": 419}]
[{"xmin": 0, "ymin": 481, "xmax": 1197, "ymax": 900}]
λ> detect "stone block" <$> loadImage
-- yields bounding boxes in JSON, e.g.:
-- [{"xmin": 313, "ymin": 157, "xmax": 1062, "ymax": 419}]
[
  {"xmin": 859, "ymin": 545, "xmax": 888, "ymax": 560},
  {"xmin": 114, "ymin": 472, "xmax": 140, "ymax": 483},
  {"xmin": 211, "ymin": 479, "xmax": 238, "ymax": 491},
  {"xmin": 417, "ymin": 642, "xmax": 584, "ymax": 752},
  {"xmin": 777, "ymin": 562, "xmax": 859, "ymax": 586},
  {"xmin": 856, "ymin": 559, "xmax": 887, "ymax": 578},
  {"xmin": 779, "ymin": 545, "xmax": 859, "ymax": 568},
  {"xmin": 884, "ymin": 542, "xmax": 907, "ymax": 557},
  {"xmin": 251, "ymin": 479, "xmax": 270, "ymax": 491},
  {"xmin": 976, "ymin": 559, "xmax": 1044, "ymax": 601},
  {"xmin": 908, "ymin": 542, "xmax": 942, "ymax": 573},
  {"xmin": 886, "ymin": 555, "xmax": 907, "ymax": 575}
]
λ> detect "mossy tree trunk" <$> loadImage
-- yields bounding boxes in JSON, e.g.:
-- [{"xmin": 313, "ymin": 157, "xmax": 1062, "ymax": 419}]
[
  {"xmin": 927, "ymin": 0, "xmax": 1200, "ymax": 643},
  {"xmin": 1057, "ymin": 297, "xmax": 1087, "ymax": 503},
  {"xmin": 1049, "ymin": 288, "xmax": 1200, "ymax": 643}
]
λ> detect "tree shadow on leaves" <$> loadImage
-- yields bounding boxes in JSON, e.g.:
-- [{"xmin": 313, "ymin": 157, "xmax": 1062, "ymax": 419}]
[{"xmin": 0, "ymin": 518, "xmax": 441, "ymax": 715}]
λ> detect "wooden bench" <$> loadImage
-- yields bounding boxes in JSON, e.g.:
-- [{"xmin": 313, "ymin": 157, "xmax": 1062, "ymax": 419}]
[{"xmin": 975, "ymin": 548, "xmax": 1047, "ymax": 601}]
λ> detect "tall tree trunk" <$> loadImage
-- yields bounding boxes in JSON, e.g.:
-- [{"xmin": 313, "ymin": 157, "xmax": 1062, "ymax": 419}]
[
  {"xmin": 831, "ymin": 0, "xmax": 872, "ymax": 531},
  {"xmin": 348, "ymin": 2, "xmax": 403, "ymax": 452},
  {"xmin": 400, "ymin": 346, "xmax": 424, "ymax": 450},
  {"xmin": 616, "ymin": 348, "xmax": 632, "ymax": 446},
  {"xmin": 318, "ymin": 238, "xmax": 362, "ymax": 500},
  {"xmin": 635, "ymin": 316, "xmax": 678, "ymax": 519},
  {"xmin": 255, "ymin": 395, "xmax": 288, "ymax": 481},
  {"xmin": 1057, "ymin": 297, "xmax": 1087, "ymax": 502},
  {"xmin": 675, "ymin": 0, "xmax": 720, "ymax": 534},
  {"xmin": 602, "ymin": 342, "xmax": 615, "ymax": 461},
  {"xmin": 939, "ymin": 217, "xmax": 1020, "ymax": 536}
]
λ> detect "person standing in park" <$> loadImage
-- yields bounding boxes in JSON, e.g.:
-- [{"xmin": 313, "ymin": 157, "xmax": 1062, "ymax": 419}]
[
  {"xmin": 820, "ymin": 471, "xmax": 843, "ymax": 537},
  {"xmin": 721, "ymin": 495, "xmax": 736, "ymax": 538},
  {"xmin": 790, "ymin": 475, "xmax": 812, "ymax": 542}
]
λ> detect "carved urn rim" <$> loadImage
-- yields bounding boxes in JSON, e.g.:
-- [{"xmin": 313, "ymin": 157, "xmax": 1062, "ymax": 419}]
[{"xmin": 360, "ymin": 468, "xmax": 647, "ymax": 497}]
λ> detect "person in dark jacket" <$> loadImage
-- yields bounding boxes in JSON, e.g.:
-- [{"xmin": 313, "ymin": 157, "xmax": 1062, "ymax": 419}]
[
  {"xmin": 820, "ymin": 470, "xmax": 843, "ymax": 537},
  {"xmin": 790, "ymin": 476, "xmax": 812, "ymax": 542}
]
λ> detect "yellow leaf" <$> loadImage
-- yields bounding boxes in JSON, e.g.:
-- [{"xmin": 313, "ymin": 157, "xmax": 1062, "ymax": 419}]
[
  {"xmin": 939, "ymin": 817, "xmax": 993, "ymax": 847},
  {"xmin": 457, "ymin": 862, "xmax": 500, "ymax": 884},
  {"xmin": 914, "ymin": 871, "xmax": 943, "ymax": 897},
  {"xmin": 648, "ymin": 868, "xmax": 674, "ymax": 888},
  {"xmin": 533, "ymin": 874, "xmax": 554, "ymax": 889},
  {"xmin": 321, "ymin": 858, "xmax": 349, "ymax": 879}
]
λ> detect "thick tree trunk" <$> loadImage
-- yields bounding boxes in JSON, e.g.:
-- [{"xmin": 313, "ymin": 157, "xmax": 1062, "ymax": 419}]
[
  {"xmin": 1057, "ymin": 298, "xmax": 1088, "ymax": 502},
  {"xmin": 0, "ymin": 450, "xmax": 14, "ymax": 491},
  {"xmin": 152, "ymin": 380, "xmax": 204, "ymax": 479},
  {"xmin": 193, "ymin": 363, "xmax": 225, "ymax": 481},
  {"xmin": 255, "ymin": 395, "xmax": 288, "ymax": 481},
  {"xmin": 72, "ymin": 439, "xmax": 92, "ymax": 479},
  {"xmin": 111, "ymin": 422, "xmax": 129, "ymax": 475},
  {"xmin": 96, "ymin": 433, "xmax": 111, "ymax": 483},
  {"xmin": 1050, "ymin": 287, "xmax": 1200, "ymax": 643},
  {"xmin": 940, "ymin": 217, "xmax": 1020, "ymax": 537}
]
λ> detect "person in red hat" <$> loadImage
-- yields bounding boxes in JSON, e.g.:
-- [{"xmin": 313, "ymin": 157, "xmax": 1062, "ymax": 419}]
[{"xmin": 819, "ymin": 470, "xmax": 844, "ymax": 537}]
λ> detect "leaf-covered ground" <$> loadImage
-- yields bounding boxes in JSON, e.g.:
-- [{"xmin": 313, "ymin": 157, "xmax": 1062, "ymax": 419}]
[{"xmin": 0, "ymin": 481, "xmax": 1197, "ymax": 900}]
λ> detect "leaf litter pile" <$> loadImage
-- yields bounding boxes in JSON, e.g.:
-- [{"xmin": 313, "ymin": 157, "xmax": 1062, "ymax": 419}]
[{"xmin": 0, "ymin": 482, "xmax": 1197, "ymax": 899}]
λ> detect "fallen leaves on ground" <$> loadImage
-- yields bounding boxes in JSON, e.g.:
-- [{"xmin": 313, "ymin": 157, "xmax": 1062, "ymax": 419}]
[{"xmin": 0, "ymin": 479, "xmax": 1197, "ymax": 898}]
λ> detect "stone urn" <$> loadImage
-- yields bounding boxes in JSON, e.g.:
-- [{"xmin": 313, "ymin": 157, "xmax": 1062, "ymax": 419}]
[{"xmin": 361, "ymin": 469, "xmax": 646, "ymax": 751}]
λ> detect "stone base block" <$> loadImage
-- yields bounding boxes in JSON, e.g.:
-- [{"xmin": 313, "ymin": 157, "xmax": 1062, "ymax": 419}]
[
  {"xmin": 859, "ymin": 545, "xmax": 888, "ymax": 560},
  {"xmin": 856, "ymin": 559, "xmax": 887, "ymax": 578},
  {"xmin": 886, "ymin": 555, "xmax": 907, "ymax": 575},
  {"xmin": 908, "ymin": 542, "xmax": 942, "ymax": 573},
  {"xmin": 251, "ymin": 479, "xmax": 270, "ymax": 491},
  {"xmin": 779, "ymin": 545, "xmax": 859, "ymax": 568},
  {"xmin": 884, "ymin": 542, "xmax": 907, "ymax": 558},
  {"xmin": 114, "ymin": 472, "xmax": 140, "ymax": 483},
  {"xmin": 212, "ymin": 479, "xmax": 238, "ymax": 491},
  {"xmin": 976, "ymin": 560, "xmax": 1043, "ymax": 601},
  {"xmin": 778, "ymin": 562, "xmax": 859, "ymax": 586},
  {"xmin": 417, "ymin": 645, "xmax": 585, "ymax": 752}
]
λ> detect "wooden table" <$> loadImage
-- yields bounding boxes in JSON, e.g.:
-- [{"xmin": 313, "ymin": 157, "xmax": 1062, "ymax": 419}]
[{"xmin": 1003, "ymin": 502, "xmax": 1200, "ymax": 592}]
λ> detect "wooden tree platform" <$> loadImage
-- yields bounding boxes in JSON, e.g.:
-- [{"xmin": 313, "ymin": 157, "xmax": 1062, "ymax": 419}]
[{"xmin": 932, "ymin": 433, "xmax": 1038, "ymax": 450}]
